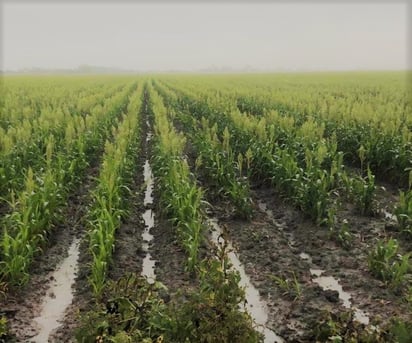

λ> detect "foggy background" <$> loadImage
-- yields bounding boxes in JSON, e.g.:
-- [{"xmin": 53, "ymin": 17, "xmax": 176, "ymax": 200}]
[{"xmin": 1, "ymin": 2, "xmax": 409, "ymax": 72}]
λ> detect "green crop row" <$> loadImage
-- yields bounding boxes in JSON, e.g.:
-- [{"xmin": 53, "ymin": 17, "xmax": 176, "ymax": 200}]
[
  {"xmin": 149, "ymin": 84, "xmax": 204, "ymax": 271},
  {"xmin": 87, "ymin": 86, "xmax": 143, "ymax": 297}
]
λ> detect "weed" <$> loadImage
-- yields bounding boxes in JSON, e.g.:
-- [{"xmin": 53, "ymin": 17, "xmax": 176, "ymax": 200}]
[
  {"xmin": 388, "ymin": 319, "xmax": 412, "ymax": 343},
  {"xmin": 313, "ymin": 310, "xmax": 388, "ymax": 342},
  {"xmin": 270, "ymin": 271, "xmax": 302, "ymax": 301},
  {"xmin": 329, "ymin": 219, "xmax": 353, "ymax": 249},
  {"xmin": 76, "ymin": 274, "xmax": 169, "ymax": 342},
  {"xmin": 0, "ymin": 316, "xmax": 9, "ymax": 340}
]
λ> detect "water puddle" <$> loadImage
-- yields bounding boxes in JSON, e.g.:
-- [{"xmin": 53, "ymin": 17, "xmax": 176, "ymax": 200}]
[
  {"xmin": 299, "ymin": 252, "xmax": 312, "ymax": 264},
  {"xmin": 144, "ymin": 160, "xmax": 154, "ymax": 206},
  {"xmin": 258, "ymin": 199, "xmax": 371, "ymax": 326},
  {"xmin": 209, "ymin": 218, "xmax": 284, "ymax": 343},
  {"xmin": 354, "ymin": 308, "xmax": 370, "ymax": 325},
  {"xmin": 141, "ymin": 159, "xmax": 156, "ymax": 283},
  {"xmin": 310, "ymin": 269, "xmax": 351, "ymax": 308},
  {"xmin": 382, "ymin": 209, "xmax": 396, "ymax": 222},
  {"xmin": 31, "ymin": 238, "xmax": 80, "ymax": 342},
  {"xmin": 308, "ymin": 266, "xmax": 370, "ymax": 325}
]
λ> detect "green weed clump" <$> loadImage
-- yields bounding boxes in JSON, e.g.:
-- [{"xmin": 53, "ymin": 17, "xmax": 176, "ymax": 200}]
[
  {"xmin": 77, "ymin": 243, "xmax": 262, "ymax": 343},
  {"xmin": 313, "ymin": 310, "xmax": 387, "ymax": 342}
]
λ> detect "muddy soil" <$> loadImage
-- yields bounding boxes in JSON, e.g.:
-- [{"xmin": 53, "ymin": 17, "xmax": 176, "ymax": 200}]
[
  {"xmin": 109, "ymin": 167, "xmax": 145, "ymax": 281},
  {"xmin": 210, "ymin": 183, "xmax": 411, "ymax": 342},
  {"xmin": 150, "ymin": 211, "xmax": 198, "ymax": 299}
]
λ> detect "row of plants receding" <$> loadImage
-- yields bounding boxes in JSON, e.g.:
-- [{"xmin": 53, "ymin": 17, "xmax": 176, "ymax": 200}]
[
  {"xmin": 171, "ymin": 73, "xmax": 411, "ymax": 188},
  {"xmin": 154, "ymin": 80, "xmax": 412, "ymax": 341},
  {"xmin": 159, "ymin": 79, "xmax": 412, "ymax": 238},
  {"xmin": 156, "ymin": 80, "xmax": 378, "ymax": 223},
  {"xmin": 153, "ymin": 81, "xmax": 253, "ymax": 220},
  {"xmin": 0, "ymin": 83, "xmax": 137, "ymax": 287},
  {"xmin": 76, "ymin": 83, "xmax": 263, "ymax": 343},
  {"xmin": 156, "ymin": 79, "xmax": 253, "ymax": 219},
  {"xmin": 158, "ymin": 81, "xmax": 409, "ymax": 281},
  {"xmin": 87, "ymin": 85, "xmax": 143, "ymax": 297},
  {"xmin": 158, "ymin": 79, "xmax": 412, "ymax": 292},
  {"xmin": 0, "ymin": 80, "xmax": 135, "ymax": 200}
]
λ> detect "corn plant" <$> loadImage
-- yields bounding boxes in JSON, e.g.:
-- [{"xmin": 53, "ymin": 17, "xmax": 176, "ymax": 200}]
[
  {"xmin": 270, "ymin": 271, "xmax": 302, "ymax": 301},
  {"xmin": 190, "ymin": 121, "xmax": 253, "ymax": 219},
  {"xmin": 342, "ymin": 167, "xmax": 377, "ymax": 215},
  {"xmin": 368, "ymin": 238, "xmax": 411, "ymax": 287},
  {"xmin": 328, "ymin": 218, "xmax": 353, "ymax": 250},
  {"xmin": 0, "ymin": 315, "xmax": 8, "ymax": 340},
  {"xmin": 394, "ymin": 190, "xmax": 412, "ymax": 235},
  {"xmin": 0, "ymin": 159, "xmax": 64, "ymax": 284}
]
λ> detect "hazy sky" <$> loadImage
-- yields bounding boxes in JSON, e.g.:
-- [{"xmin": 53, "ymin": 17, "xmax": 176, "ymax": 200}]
[{"xmin": 1, "ymin": 2, "xmax": 409, "ymax": 71}]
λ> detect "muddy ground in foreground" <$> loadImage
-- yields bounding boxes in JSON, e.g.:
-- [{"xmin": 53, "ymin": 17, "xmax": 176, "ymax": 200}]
[{"xmin": 211, "ymin": 182, "xmax": 411, "ymax": 342}]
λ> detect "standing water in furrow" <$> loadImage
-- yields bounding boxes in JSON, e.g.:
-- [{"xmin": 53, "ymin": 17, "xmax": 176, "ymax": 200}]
[
  {"xmin": 258, "ymin": 199, "xmax": 370, "ymax": 325},
  {"xmin": 31, "ymin": 238, "xmax": 80, "ymax": 342},
  {"xmin": 208, "ymin": 218, "xmax": 285, "ymax": 343},
  {"xmin": 141, "ymin": 127, "xmax": 156, "ymax": 283},
  {"xmin": 309, "ymin": 268, "xmax": 370, "ymax": 325}
]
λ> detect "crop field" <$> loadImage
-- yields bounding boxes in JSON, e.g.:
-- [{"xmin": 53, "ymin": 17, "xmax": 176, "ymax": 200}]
[{"xmin": 0, "ymin": 72, "xmax": 411, "ymax": 342}]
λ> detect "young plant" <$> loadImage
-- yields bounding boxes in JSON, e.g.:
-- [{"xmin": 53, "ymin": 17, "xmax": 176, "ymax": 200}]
[
  {"xmin": 0, "ymin": 315, "xmax": 9, "ymax": 341},
  {"xmin": 368, "ymin": 238, "xmax": 411, "ymax": 287},
  {"xmin": 270, "ymin": 271, "xmax": 302, "ymax": 301},
  {"xmin": 394, "ymin": 189, "xmax": 412, "ymax": 235},
  {"xmin": 389, "ymin": 319, "xmax": 412, "ymax": 343},
  {"xmin": 328, "ymin": 218, "xmax": 353, "ymax": 250},
  {"xmin": 343, "ymin": 167, "xmax": 377, "ymax": 216}
]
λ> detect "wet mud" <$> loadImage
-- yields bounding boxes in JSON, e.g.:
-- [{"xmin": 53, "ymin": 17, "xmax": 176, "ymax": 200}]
[{"xmin": 212, "ymin": 184, "xmax": 411, "ymax": 341}]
